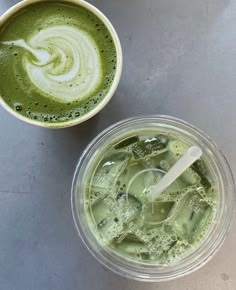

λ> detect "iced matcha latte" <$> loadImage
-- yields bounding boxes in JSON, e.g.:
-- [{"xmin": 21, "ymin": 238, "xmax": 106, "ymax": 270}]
[
  {"xmin": 84, "ymin": 132, "xmax": 215, "ymax": 265},
  {"xmin": 72, "ymin": 116, "xmax": 235, "ymax": 281}
]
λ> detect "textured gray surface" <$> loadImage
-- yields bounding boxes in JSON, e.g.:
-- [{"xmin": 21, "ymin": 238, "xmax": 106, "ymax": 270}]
[{"xmin": 0, "ymin": 0, "xmax": 236, "ymax": 289}]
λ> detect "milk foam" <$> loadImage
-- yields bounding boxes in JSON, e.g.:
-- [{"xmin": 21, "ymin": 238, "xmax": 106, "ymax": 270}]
[{"xmin": 2, "ymin": 25, "xmax": 102, "ymax": 103}]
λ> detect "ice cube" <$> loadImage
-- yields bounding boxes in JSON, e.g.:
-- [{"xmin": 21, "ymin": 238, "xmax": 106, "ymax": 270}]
[
  {"xmin": 116, "ymin": 192, "xmax": 142, "ymax": 221},
  {"xmin": 96, "ymin": 193, "xmax": 141, "ymax": 244},
  {"xmin": 116, "ymin": 240, "xmax": 150, "ymax": 260},
  {"xmin": 172, "ymin": 191, "xmax": 211, "ymax": 242},
  {"xmin": 91, "ymin": 150, "xmax": 131, "ymax": 196},
  {"xmin": 132, "ymin": 137, "xmax": 167, "ymax": 160},
  {"xmin": 90, "ymin": 196, "xmax": 113, "ymax": 224}
]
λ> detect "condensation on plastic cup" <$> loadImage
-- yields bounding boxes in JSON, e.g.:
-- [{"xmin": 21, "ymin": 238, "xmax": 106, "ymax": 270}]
[
  {"xmin": 0, "ymin": 0, "xmax": 122, "ymax": 128},
  {"xmin": 71, "ymin": 115, "xmax": 235, "ymax": 282}
]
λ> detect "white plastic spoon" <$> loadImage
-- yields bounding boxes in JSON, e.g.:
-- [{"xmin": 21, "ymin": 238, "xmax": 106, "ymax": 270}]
[{"xmin": 147, "ymin": 146, "xmax": 203, "ymax": 202}]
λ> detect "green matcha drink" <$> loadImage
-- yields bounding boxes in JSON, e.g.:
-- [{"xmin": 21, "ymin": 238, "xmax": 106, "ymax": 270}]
[
  {"xmin": 84, "ymin": 130, "xmax": 215, "ymax": 265},
  {"xmin": 0, "ymin": 0, "xmax": 122, "ymax": 127},
  {"xmin": 72, "ymin": 116, "xmax": 235, "ymax": 281}
]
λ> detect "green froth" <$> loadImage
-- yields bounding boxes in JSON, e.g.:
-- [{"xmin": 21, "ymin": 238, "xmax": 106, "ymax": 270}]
[
  {"xmin": 84, "ymin": 130, "xmax": 217, "ymax": 265},
  {"xmin": 0, "ymin": 1, "xmax": 117, "ymax": 123}
]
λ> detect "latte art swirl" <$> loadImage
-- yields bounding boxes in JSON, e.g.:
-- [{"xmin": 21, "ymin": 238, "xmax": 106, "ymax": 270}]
[{"xmin": 4, "ymin": 25, "xmax": 102, "ymax": 103}]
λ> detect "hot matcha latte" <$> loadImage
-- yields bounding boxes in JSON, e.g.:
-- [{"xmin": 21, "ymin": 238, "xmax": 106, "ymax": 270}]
[{"xmin": 0, "ymin": 1, "xmax": 119, "ymax": 125}]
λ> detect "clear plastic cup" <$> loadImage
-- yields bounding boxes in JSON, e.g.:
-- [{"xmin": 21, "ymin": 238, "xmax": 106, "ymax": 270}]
[{"xmin": 71, "ymin": 115, "xmax": 235, "ymax": 281}]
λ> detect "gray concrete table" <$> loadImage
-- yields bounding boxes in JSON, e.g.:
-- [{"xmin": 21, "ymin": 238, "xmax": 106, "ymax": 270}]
[{"xmin": 0, "ymin": 0, "xmax": 236, "ymax": 289}]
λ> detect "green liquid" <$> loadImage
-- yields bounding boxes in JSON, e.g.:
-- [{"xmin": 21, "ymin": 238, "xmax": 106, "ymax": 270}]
[
  {"xmin": 0, "ymin": 1, "xmax": 117, "ymax": 123},
  {"xmin": 84, "ymin": 131, "xmax": 217, "ymax": 265}
]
